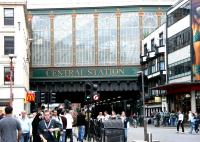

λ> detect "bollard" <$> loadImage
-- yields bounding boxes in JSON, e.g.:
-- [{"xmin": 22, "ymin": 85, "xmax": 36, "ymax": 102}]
[{"xmin": 147, "ymin": 132, "xmax": 152, "ymax": 142}]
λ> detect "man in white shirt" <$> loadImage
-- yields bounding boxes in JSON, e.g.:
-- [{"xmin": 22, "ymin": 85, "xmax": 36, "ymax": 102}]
[
  {"xmin": 103, "ymin": 111, "xmax": 110, "ymax": 121},
  {"xmin": 65, "ymin": 110, "xmax": 74, "ymax": 142},
  {"xmin": 97, "ymin": 112, "xmax": 104, "ymax": 122},
  {"xmin": 177, "ymin": 110, "xmax": 184, "ymax": 133},
  {"xmin": 19, "ymin": 110, "xmax": 32, "ymax": 142}
]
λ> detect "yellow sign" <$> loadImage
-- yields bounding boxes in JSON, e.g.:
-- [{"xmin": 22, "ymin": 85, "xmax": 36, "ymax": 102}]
[
  {"xmin": 26, "ymin": 91, "xmax": 35, "ymax": 102},
  {"xmin": 155, "ymin": 97, "xmax": 161, "ymax": 102}
]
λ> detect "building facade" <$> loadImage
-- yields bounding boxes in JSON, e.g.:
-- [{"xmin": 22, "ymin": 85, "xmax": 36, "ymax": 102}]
[
  {"xmin": 27, "ymin": 0, "xmax": 175, "ymax": 114},
  {"xmin": 153, "ymin": 0, "xmax": 200, "ymax": 114},
  {"xmin": 167, "ymin": 0, "xmax": 192, "ymax": 113},
  {"xmin": 141, "ymin": 23, "xmax": 167, "ymax": 116},
  {"xmin": 0, "ymin": 0, "xmax": 30, "ymax": 114}
]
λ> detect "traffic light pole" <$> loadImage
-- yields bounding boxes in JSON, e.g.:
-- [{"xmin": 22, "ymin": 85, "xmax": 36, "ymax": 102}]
[
  {"xmin": 87, "ymin": 102, "xmax": 90, "ymax": 141},
  {"xmin": 47, "ymin": 92, "xmax": 50, "ymax": 110},
  {"xmin": 85, "ymin": 82, "xmax": 99, "ymax": 141},
  {"xmin": 137, "ymin": 71, "xmax": 148, "ymax": 141}
]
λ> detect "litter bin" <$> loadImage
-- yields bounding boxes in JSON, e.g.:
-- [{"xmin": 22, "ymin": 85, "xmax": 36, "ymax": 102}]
[{"xmin": 101, "ymin": 119, "xmax": 125, "ymax": 142}]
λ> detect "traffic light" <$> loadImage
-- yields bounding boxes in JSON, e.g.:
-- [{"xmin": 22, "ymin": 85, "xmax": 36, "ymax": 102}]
[
  {"xmin": 92, "ymin": 84, "xmax": 98, "ymax": 95},
  {"xmin": 85, "ymin": 82, "xmax": 99, "ymax": 102},
  {"xmin": 85, "ymin": 83, "xmax": 92, "ymax": 102},
  {"xmin": 35, "ymin": 91, "xmax": 40, "ymax": 104},
  {"xmin": 50, "ymin": 92, "xmax": 56, "ymax": 103},
  {"xmin": 85, "ymin": 95, "xmax": 91, "ymax": 102},
  {"xmin": 92, "ymin": 84, "xmax": 98, "ymax": 101},
  {"xmin": 40, "ymin": 92, "xmax": 47, "ymax": 103}
]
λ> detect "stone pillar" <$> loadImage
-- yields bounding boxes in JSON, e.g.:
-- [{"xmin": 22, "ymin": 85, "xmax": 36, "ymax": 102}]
[
  {"xmin": 49, "ymin": 12, "xmax": 54, "ymax": 67},
  {"xmin": 139, "ymin": 8, "xmax": 144, "ymax": 54},
  {"xmin": 27, "ymin": 11, "xmax": 32, "ymax": 67},
  {"xmin": 116, "ymin": 9, "xmax": 121, "ymax": 65},
  {"xmin": 156, "ymin": 7, "xmax": 162, "ymax": 27},
  {"xmin": 94, "ymin": 10, "xmax": 99, "ymax": 65},
  {"xmin": 191, "ymin": 91, "xmax": 197, "ymax": 112},
  {"xmin": 72, "ymin": 11, "xmax": 77, "ymax": 66}
]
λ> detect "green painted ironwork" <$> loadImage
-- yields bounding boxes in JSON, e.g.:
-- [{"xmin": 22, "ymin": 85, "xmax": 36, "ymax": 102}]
[{"xmin": 29, "ymin": 6, "xmax": 169, "ymax": 15}]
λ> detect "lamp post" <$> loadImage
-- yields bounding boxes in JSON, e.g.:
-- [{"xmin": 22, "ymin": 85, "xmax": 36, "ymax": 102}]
[
  {"xmin": 8, "ymin": 54, "xmax": 16, "ymax": 107},
  {"xmin": 137, "ymin": 71, "xmax": 147, "ymax": 141}
]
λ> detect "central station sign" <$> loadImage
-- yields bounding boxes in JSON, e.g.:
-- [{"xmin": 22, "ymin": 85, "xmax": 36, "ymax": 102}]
[{"xmin": 31, "ymin": 66, "xmax": 139, "ymax": 79}]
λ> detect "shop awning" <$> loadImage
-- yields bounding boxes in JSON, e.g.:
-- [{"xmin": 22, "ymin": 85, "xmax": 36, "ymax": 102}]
[{"xmin": 151, "ymin": 82, "xmax": 200, "ymax": 94}]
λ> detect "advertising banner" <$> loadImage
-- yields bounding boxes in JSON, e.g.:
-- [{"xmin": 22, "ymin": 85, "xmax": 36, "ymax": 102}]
[{"xmin": 192, "ymin": 0, "xmax": 200, "ymax": 80}]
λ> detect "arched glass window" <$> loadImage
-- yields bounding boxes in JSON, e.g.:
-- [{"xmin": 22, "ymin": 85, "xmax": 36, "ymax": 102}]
[
  {"xmin": 143, "ymin": 12, "xmax": 157, "ymax": 38},
  {"xmin": 120, "ymin": 12, "xmax": 140, "ymax": 65},
  {"xmin": 98, "ymin": 13, "xmax": 117, "ymax": 65},
  {"xmin": 54, "ymin": 15, "xmax": 72, "ymax": 66},
  {"xmin": 32, "ymin": 15, "xmax": 50, "ymax": 66},
  {"xmin": 76, "ymin": 14, "xmax": 94, "ymax": 66}
]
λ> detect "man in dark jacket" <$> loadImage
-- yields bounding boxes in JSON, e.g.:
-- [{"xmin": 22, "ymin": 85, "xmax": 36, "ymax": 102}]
[
  {"xmin": 32, "ymin": 111, "xmax": 43, "ymax": 142},
  {"xmin": 38, "ymin": 110, "xmax": 62, "ymax": 142},
  {"xmin": 76, "ymin": 110, "xmax": 86, "ymax": 142}
]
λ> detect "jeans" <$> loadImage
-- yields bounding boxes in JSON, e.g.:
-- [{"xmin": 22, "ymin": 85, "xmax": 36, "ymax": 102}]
[
  {"xmin": 170, "ymin": 118, "xmax": 176, "ymax": 126},
  {"xmin": 189, "ymin": 122, "xmax": 195, "ymax": 134},
  {"xmin": 20, "ymin": 132, "xmax": 30, "ymax": 142},
  {"xmin": 78, "ymin": 126, "xmax": 85, "ymax": 142},
  {"xmin": 124, "ymin": 128, "xmax": 127, "ymax": 142},
  {"xmin": 60, "ymin": 131, "xmax": 66, "ymax": 142}
]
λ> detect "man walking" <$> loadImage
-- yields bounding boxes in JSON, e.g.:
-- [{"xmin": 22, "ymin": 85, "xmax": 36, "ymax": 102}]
[
  {"xmin": 32, "ymin": 111, "xmax": 43, "ymax": 142},
  {"xmin": 177, "ymin": 110, "xmax": 184, "ymax": 133},
  {"xmin": 19, "ymin": 110, "xmax": 32, "ymax": 142},
  {"xmin": 121, "ymin": 111, "xmax": 128, "ymax": 142},
  {"xmin": 76, "ymin": 109, "xmax": 86, "ymax": 142},
  {"xmin": 38, "ymin": 110, "xmax": 62, "ymax": 142},
  {"xmin": 0, "ymin": 106, "xmax": 22, "ymax": 142}
]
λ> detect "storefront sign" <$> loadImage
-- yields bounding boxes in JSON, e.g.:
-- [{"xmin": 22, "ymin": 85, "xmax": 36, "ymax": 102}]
[
  {"xmin": 26, "ymin": 91, "xmax": 35, "ymax": 102},
  {"xmin": 155, "ymin": 97, "xmax": 161, "ymax": 102},
  {"xmin": 31, "ymin": 66, "xmax": 139, "ymax": 79}
]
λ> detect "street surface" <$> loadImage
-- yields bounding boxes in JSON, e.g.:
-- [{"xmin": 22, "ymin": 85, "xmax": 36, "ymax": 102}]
[{"xmin": 127, "ymin": 125, "xmax": 200, "ymax": 142}]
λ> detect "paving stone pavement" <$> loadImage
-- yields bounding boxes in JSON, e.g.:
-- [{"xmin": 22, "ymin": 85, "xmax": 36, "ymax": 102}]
[{"xmin": 127, "ymin": 125, "xmax": 200, "ymax": 142}]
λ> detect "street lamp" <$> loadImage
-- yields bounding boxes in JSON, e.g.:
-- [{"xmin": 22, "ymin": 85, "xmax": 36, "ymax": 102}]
[
  {"xmin": 8, "ymin": 54, "xmax": 17, "ymax": 107},
  {"xmin": 137, "ymin": 71, "xmax": 147, "ymax": 141}
]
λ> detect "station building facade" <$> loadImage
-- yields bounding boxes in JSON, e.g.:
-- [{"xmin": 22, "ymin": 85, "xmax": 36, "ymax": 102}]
[{"xmin": 27, "ymin": 0, "xmax": 175, "ymax": 114}]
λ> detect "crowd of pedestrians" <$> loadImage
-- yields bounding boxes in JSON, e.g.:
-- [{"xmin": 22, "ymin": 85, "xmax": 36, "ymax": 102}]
[
  {"xmin": 127, "ymin": 109, "xmax": 200, "ymax": 135},
  {"xmin": 0, "ymin": 105, "xmax": 199, "ymax": 142},
  {"xmin": 145, "ymin": 110, "xmax": 200, "ymax": 134},
  {"xmin": 0, "ymin": 105, "xmax": 85, "ymax": 142},
  {"xmin": 0, "ymin": 105, "xmax": 129, "ymax": 142}
]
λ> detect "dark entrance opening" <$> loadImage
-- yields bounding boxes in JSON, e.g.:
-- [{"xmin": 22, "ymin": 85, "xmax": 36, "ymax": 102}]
[{"xmin": 55, "ymin": 90, "xmax": 140, "ymax": 117}]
